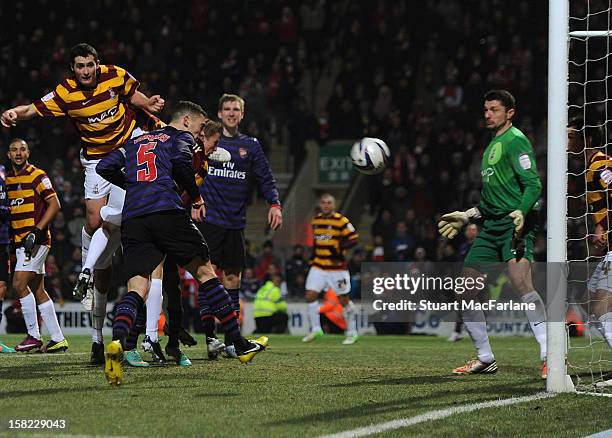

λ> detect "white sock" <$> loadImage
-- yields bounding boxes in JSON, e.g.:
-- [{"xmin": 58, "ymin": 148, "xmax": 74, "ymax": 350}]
[
  {"xmin": 521, "ymin": 291, "xmax": 547, "ymax": 360},
  {"xmin": 38, "ymin": 300, "xmax": 64, "ymax": 342},
  {"xmin": 20, "ymin": 293, "xmax": 40, "ymax": 339},
  {"xmin": 92, "ymin": 286, "xmax": 107, "ymax": 344},
  {"xmin": 146, "ymin": 279, "xmax": 163, "ymax": 342},
  {"xmin": 84, "ymin": 228, "xmax": 110, "ymax": 271},
  {"xmin": 308, "ymin": 301, "xmax": 321, "ymax": 333},
  {"xmin": 343, "ymin": 300, "xmax": 358, "ymax": 336},
  {"xmin": 81, "ymin": 227, "xmax": 92, "ymax": 266},
  {"xmin": 462, "ymin": 308, "xmax": 495, "ymax": 363},
  {"xmin": 599, "ymin": 312, "xmax": 612, "ymax": 349}
]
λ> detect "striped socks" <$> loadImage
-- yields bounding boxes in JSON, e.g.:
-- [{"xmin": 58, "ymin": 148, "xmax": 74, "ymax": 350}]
[
  {"xmin": 227, "ymin": 288, "xmax": 241, "ymax": 317},
  {"xmin": 198, "ymin": 278, "xmax": 241, "ymax": 344},
  {"xmin": 113, "ymin": 291, "xmax": 144, "ymax": 346}
]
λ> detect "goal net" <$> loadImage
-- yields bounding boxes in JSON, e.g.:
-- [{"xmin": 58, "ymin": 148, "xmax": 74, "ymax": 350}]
[{"xmin": 565, "ymin": 0, "xmax": 612, "ymax": 394}]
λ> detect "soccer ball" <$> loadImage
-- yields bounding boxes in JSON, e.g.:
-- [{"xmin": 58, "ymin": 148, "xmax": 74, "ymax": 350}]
[{"xmin": 350, "ymin": 137, "xmax": 391, "ymax": 175}]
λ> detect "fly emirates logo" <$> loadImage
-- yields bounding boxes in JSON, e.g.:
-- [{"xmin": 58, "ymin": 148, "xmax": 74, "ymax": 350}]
[{"xmin": 208, "ymin": 162, "xmax": 246, "ymax": 179}]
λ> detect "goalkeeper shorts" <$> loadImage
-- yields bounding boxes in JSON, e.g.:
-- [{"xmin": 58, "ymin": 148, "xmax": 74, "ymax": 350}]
[{"xmin": 464, "ymin": 215, "xmax": 537, "ymax": 268}]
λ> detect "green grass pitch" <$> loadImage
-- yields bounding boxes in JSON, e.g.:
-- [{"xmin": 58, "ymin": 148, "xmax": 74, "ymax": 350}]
[{"xmin": 0, "ymin": 334, "xmax": 610, "ymax": 437}]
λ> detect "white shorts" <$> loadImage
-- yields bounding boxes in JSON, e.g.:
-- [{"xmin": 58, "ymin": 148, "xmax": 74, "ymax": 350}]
[
  {"xmin": 81, "ymin": 128, "xmax": 145, "ymax": 201},
  {"xmin": 15, "ymin": 246, "xmax": 49, "ymax": 274},
  {"xmin": 99, "ymin": 185, "xmax": 125, "ymax": 227},
  {"xmin": 588, "ymin": 252, "xmax": 612, "ymax": 293},
  {"xmin": 305, "ymin": 267, "xmax": 351, "ymax": 295},
  {"xmin": 81, "ymin": 153, "xmax": 112, "ymax": 200}
]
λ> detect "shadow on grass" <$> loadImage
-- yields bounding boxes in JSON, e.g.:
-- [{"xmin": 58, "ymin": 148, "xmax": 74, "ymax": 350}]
[{"xmin": 267, "ymin": 380, "xmax": 543, "ymax": 426}]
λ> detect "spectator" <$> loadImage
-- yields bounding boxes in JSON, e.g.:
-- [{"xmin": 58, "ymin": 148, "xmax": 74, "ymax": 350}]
[
  {"xmin": 253, "ymin": 273, "xmax": 288, "ymax": 334},
  {"xmin": 255, "ymin": 240, "xmax": 281, "ymax": 281}
]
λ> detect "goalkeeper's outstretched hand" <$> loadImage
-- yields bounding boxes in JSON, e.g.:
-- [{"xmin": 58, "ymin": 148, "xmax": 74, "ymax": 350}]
[{"xmin": 438, "ymin": 207, "xmax": 481, "ymax": 239}]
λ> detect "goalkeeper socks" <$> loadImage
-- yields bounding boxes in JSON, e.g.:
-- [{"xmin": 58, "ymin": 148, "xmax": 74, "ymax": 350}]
[
  {"xmin": 92, "ymin": 287, "xmax": 107, "ymax": 344},
  {"xmin": 145, "ymin": 279, "xmax": 163, "ymax": 342},
  {"xmin": 599, "ymin": 312, "xmax": 612, "ymax": 349},
  {"xmin": 81, "ymin": 227, "xmax": 92, "ymax": 266},
  {"xmin": 19, "ymin": 293, "xmax": 41, "ymax": 339},
  {"xmin": 521, "ymin": 291, "xmax": 547, "ymax": 360},
  {"xmin": 38, "ymin": 299, "xmax": 64, "ymax": 342},
  {"xmin": 344, "ymin": 300, "xmax": 358, "ymax": 336},
  {"xmin": 462, "ymin": 308, "xmax": 494, "ymax": 363},
  {"xmin": 112, "ymin": 292, "xmax": 143, "ymax": 346},
  {"xmin": 227, "ymin": 288, "xmax": 241, "ymax": 317},
  {"xmin": 83, "ymin": 227, "xmax": 109, "ymax": 271},
  {"xmin": 198, "ymin": 278, "xmax": 240, "ymax": 344},
  {"xmin": 308, "ymin": 301, "xmax": 322, "ymax": 333}
]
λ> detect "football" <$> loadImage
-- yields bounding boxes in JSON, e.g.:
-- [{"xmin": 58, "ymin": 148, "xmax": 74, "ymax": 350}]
[{"xmin": 350, "ymin": 137, "xmax": 391, "ymax": 175}]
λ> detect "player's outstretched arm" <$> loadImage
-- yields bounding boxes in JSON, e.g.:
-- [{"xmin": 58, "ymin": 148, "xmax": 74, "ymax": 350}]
[
  {"xmin": 129, "ymin": 90, "xmax": 165, "ymax": 113},
  {"xmin": 1, "ymin": 104, "xmax": 37, "ymax": 127}
]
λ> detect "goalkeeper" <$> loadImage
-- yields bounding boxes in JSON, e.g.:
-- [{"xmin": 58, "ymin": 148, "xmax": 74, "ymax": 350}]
[{"xmin": 438, "ymin": 90, "xmax": 547, "ymax": 378}]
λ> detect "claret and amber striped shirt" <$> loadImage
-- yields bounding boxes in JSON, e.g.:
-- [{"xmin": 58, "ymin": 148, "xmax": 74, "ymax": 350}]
[
  {"xmin": 586, "ymin": 151, "xmax": 612, "ymax": 227},
  {"xmin": 32, "ymin": 64, "xmax": 142, "ymax": 159},
  {"xmin": 311, "ymin": 212, "xmax": 358, "ymax": 271},
  {"xmin": 6, "ymin": 164, "xmax": 57, "ymax": 246}
]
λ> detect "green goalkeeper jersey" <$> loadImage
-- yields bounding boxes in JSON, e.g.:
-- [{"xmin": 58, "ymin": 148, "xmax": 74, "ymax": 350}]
[{"xmin": 479, "ymin": 125, "xmax": 542, "ymax": 218}]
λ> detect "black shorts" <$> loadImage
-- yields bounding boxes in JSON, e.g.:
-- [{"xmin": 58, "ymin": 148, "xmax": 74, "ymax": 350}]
[
  {"xmin": 122, "ymin": 210, "xmax": 209, "ymax": 279},
  {"xmin": 0, "ymin": 245, "xmax": 9, "ymax": 282},
  {"xmin": 197, "ymin": 221, "xmax": 245, "ymax": 270}
]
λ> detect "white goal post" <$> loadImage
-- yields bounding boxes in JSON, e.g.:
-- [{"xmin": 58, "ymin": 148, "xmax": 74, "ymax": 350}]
[
  {"xmin": 548, "ymin": 0, "xmax": 612, "ymax": 394},
  {"xmin": 547, "ymin": 0, "xmax": 573, "ymax": 393}
]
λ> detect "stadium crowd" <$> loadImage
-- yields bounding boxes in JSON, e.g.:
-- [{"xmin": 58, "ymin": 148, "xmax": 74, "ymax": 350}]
[{"xmin": 0, "ymin": 0, "xmax": 596, "ymax": 314}]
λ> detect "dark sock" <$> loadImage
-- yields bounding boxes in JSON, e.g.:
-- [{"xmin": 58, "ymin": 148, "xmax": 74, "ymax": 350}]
[
  {"xmin": 124, "ymin": 302, "xmax": 146, "ymax": 350},
  {"xmin": 227, "ymin": 288, "xmax": 240, "ymax": 317},
  {"xmin": 199, "ymin": 298, "xmax": 216, "ymax": 338},
  {"xmin": 198, "ymin": 278, "xmax": 241, "ymax": 344},
  {"xmin": 0, "ymin": 300, "xmax": 3, "ymax": 326},
  {"xmin": 112, "ymin": 292, "xmax": 144, "ymax": 347}
]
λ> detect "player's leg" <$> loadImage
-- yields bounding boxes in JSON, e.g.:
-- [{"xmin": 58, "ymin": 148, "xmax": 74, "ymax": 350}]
[
  {"xmin": 587, "ymin": 258, "xmax": 612, "ymax": 348},
  {"xmin": 333, "ymin": 270, "xmax": 358, "ymax": 345},
  {"xmin": 453, "ymin": 230, "xmax": 499, "ymax": 374},
  {"xmin": 30, "ymin": 272, "xmax": 68, "ymax": 353},
  {"xmin": 162, "ymin": 259, "xmax": 195, "ymax": 366},
  {"xmin": 141, "ymin": 261, "xmax": 167, "ymax": 363},
  {"xmin": 184, "ymin": 257, "xmax": 267, "ymax": 363},
  {"xmin": 0, "ymin": 245, "xmax": 14, "ymax": 353},
  {"xmin": 12, "ymin": 247, "xmax": 43, "ymax": 351},
  {"xmin": 122, "ymin": 285, "xmax": 150, "ymax": 368},
  {"xmin": 303, "ymin": 267, "xmax": 326, "ymax": 342},
  {"xmin": 104, "ymin": 215, "xmax": 163, "ymax": 385},
  {"xmin": 504, "ymin": 227, "xmax": 547, "ymax": 378},
  {"xmin": 195, "ymin": 222, "xmax": 226, "ymax": 342},
  {"xmin": 105, "ymin": 274, "xmax": 151, "ymax": 385},
  {"xmin": 591, "ymin": 289, "xmax": 612, "ymax": 348},
  {"xmin": 507, "ymin": 259, "xmax": 547, "ymax": 357},
  {"xmin": 162, "ymin": 212, "xmax": 266, "ymax": 363}
]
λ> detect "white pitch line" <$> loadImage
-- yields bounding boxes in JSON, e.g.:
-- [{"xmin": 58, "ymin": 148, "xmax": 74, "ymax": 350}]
[
  {"xmin": 585, "ymin": 429, "xmax": 612, "ymax": 438},
  {"xmin": 319, "ymin": 392, "xmax": 557, "ymax": 438}
]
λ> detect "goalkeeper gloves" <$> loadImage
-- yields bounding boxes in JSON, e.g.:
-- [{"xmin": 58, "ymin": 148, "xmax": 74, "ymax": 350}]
[
  {"xmin": 438, "ymin": 207, "xmax": 481, "ymax": 239},
  {"xmin": 508, "ymin": 210, "xmax": 524, "ymax": 235}
]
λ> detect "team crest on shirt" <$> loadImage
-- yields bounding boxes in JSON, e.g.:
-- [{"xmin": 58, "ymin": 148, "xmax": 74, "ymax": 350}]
[
  {"xmin": 239, "ymin": 148, "xmax": 248, "ymax": 158},
  {"xmin": 108, "ymin": 88, "xmax": 116, "ymax": 100}
]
